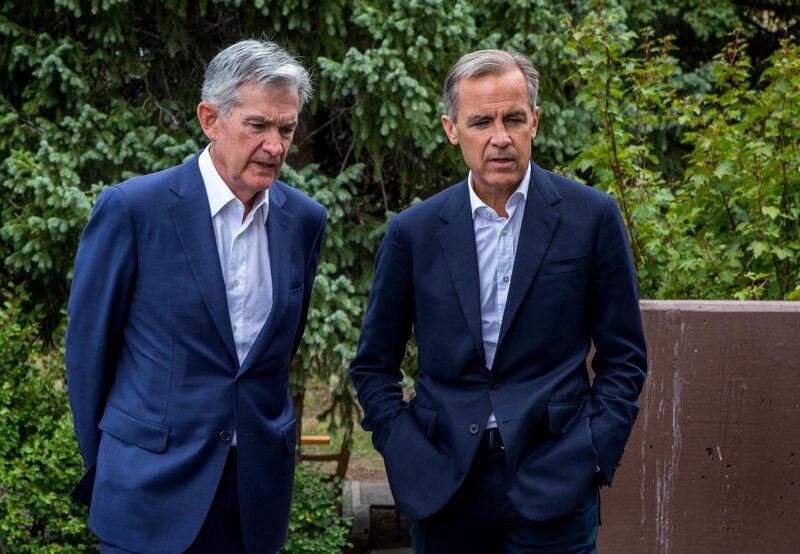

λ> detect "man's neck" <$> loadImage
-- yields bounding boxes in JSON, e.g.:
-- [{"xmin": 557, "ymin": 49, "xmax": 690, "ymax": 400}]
[{"xmin": 472, "ymin": 181, "xmax": 519, "ymax": 218}]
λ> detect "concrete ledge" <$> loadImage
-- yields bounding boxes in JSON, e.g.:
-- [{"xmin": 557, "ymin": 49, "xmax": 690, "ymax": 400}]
[
  {"xmin": 600, "ymin": 300, "xmax": 800, "ymax": 553},
  {"xmin": 344, "ymin": 481, "xmax": 411, "ymax": 552},
  {"xmin": 640, "ymin": 299, "xmax": 800, "ymax": 312}
]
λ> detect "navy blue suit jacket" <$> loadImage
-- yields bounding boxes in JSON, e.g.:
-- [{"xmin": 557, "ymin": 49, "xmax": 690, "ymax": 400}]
[
  {"xmin": 350, "ymin": 163, "xmax": 647, "ymax": 522},
  {"xmin": 66, "ymin": 155, "xmax": 325, "ymax": 553}
]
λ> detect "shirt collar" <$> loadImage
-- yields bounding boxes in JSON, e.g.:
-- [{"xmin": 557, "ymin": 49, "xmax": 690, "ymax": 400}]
[
  {"xmin": 468, "ymin": 162, "xmax": 531, "ymax": 220},
  {"xmin": 199, "ymin": 144, "xmax": 269, "ymax": 218}
]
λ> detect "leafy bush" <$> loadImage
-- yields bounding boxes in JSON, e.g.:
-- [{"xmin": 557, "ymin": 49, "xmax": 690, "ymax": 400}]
[
  {"xmin": 567, "ymin": 7, "xmax": 800, "ymax": 300},
  {"xmin": 281, "ymin": 465, "xmax": 352, "ymax": 554},
  {"xmin": 0, "ymin": 290, "xmax": 93, "ymax": 552},
  {"xmin": 0, "ymin": 290, "xmax": 352, "ymax": 552}
]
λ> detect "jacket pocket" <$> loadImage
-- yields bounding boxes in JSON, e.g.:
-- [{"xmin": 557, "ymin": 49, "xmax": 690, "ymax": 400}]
[
  {"xmin": 98, "ymin": 404, "xmax": 169, "ymax": 453},
  {"xmin": 411, "ymin": 403, "xmax": 438, "ymax": 438},
  {"xmin": 538, "ymin": 254, "xmax": 588, "ymax": 276},
  {"xmin": 280, "ymin": 417, "xmax": 297, "ymax": 455},
  {"xmin": 547, "ymin": 400, "xmax": 605, "ymax": 434},
  {"xmin": 287, "ymin": 284, "xmax": 304, "ymax": 306}
]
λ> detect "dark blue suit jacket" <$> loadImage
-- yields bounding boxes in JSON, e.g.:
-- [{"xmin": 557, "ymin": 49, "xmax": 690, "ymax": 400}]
[
  {"xmin": 66, "ymin": 155, "xmax": 325, "ymax": 553},
  {"xmin": 350, "ymin": 163, "xmax": 646, "ymax": 522}
]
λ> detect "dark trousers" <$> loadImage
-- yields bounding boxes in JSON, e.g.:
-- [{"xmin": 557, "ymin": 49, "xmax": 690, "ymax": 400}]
[
  {"xmin": 100, "ymin": 447, "xmax": 247, "ymax": 554},
  {"xmin": 410, "ymin": 431, "xmax": 599, "ymax": 554}
]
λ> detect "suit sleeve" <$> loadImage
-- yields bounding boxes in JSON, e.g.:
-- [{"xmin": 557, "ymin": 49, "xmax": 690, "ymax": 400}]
[
  {"xmin": 349, "ymin": 216, "xmax": 415, "ymax": 452},
  {"xmin": 66, "ymin": 187, "xmax": 137, "ymax": 470},
  {"xmin": 291, "ymin": 206, "xmax": 326, "ymax": 360},
  {"xmin": 589, "ymin": 195, "xmax": 647, "ymax": 485}
]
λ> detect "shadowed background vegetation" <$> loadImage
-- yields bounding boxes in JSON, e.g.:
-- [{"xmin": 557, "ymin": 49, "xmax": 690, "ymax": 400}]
[{"xmin": 1, "ymin": 1, "xmax": 797, "ymax": 551}]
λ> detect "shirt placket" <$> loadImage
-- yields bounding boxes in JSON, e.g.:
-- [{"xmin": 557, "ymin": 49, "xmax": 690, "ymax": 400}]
[
  {"xmin": 496, "ymin": 216, "xmax": 513, "ymax": 321},
  {"xmin": 228, "ymin": 206, "xmax": 248, "ymax": 364}
]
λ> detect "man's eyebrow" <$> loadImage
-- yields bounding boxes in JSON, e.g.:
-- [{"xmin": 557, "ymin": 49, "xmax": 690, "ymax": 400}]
[
  {"xmin": 504, "ymin": 110, "xmax": 529, "ymax": 119},
  {"xmin": 241, "ymin": 115, "xmax": 298, "ymax": 127},
  {"xmin": 466, "ymin": 114, "xmax": 492, "ymax": 124}
]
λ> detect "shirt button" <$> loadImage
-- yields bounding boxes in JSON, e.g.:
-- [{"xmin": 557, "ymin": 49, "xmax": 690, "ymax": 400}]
[
  {"xmin": 501, "ymin": 229, "xmax": 508, "ymax": 236},
  {"xmin": 502, "ymin": 276, "xmax": 510, "ymax": 283},
  {"xmin": 233, "ymin": 279, "xmax": 240, "ymax": 287},
  {"xmin": 468, "ymin": 424, "xmax": 480, "ymax": 435},
  {"xmin": 232, "ymin": 325, "xmax": 237, "ymax": 332},
  {"xmin": 219, "ymin": 430, "xmax": 231, "ymax": 442}
]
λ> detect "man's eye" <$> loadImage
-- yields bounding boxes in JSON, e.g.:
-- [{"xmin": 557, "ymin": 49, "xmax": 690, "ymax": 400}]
[{"xmin": 280, "ymin": 127, "xmax": 295, "ymax": 136}]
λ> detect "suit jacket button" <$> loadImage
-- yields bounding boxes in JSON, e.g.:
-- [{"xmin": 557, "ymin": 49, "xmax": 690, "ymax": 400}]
[
  {"xmin": 489, "ymin": 379, "xmax": 500, "ymax": 390},
  {"xmin": 219, "ymin": 430, "xmax": 231, "ymax": 442},
  {"xmin": 468, "ymin": 424, "xmax": 480, "ymax": 435}
]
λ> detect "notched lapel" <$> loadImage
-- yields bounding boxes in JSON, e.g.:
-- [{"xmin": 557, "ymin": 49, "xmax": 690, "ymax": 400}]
[
  {"xmin": 438, "ymin": 183, "xmax": 486, "ymax": 365},
  {"xmin": 169, "ymin": 181, "xmax": 238, "ymax": 367},
  {"xmin": 236, "ymin": 185, "xmax": 292, "ymax": 378},
  {"xmin": 497, "ymin": 166, "xmax": 562, "ymax": 348}
]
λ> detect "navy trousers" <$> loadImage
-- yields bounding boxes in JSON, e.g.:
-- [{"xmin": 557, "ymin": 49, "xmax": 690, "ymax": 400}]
[
  {"xmin": 410, "ymin": 432, "xmax": 599, "ymax": 554},
  {"xmin": 100, "ymin": 447, "xmax": 247, "ymax": 554}
]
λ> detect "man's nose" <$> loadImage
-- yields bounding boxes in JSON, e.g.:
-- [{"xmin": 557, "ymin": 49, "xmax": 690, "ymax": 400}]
[
  {"xmin": 490, "ymin": 126, "xmax": 512, "ymax": 148},
  {"xmin": 261, "ymin": 131, "xmax": 283, "ymax": 156}
]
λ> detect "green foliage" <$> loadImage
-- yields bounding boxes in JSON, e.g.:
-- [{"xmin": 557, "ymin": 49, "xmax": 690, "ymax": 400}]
[
  {"xmin": 283, "ymin": 161, "xmax": 378, "ymax": 438},
  {"xmin": 568, "ymin": 6, "xmax": 681, "ymax": 291},
  {"xmin": 0, "ymin": 290, "xmax": 94, "ymax": 552},
  {"xmin": 567, "ymin": 5, "xmax": 800, "ymax": 299},
  {"xmin": 678, "ymin": 36, "xmax": 800, "ymax": 299},
  {"xmin": 0, "ymin": 291, "xmax": 352, "ymax": 551},
  {"xmin": 1, "ymin": 1, "xmax": 799, "ymax": 547},
  {"xmin": 281, "ymin": 465, "xmax": 351, "ymax": 553},
  {"xmin": 621, "ymin": 0, "xmax": 744, "ymax": 42}
]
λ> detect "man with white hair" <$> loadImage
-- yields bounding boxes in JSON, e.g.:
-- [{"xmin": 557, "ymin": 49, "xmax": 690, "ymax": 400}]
[
  {"xmin": 67, "ymin": 39, "xmax": 325, "ymax": 553},
  {"xmin": 351, "ymin": 49, "xmax": 647, "ymax": 553}
]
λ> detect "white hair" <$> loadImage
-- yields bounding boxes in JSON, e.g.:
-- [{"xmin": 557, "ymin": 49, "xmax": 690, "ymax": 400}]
[{"xmin": 201, "ymin": 39, "xmax": 312, "ymax": 116}]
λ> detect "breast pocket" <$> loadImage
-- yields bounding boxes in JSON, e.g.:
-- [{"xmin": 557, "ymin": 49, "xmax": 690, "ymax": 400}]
[
  {"xmin": 287, "ymin": 284, "xmax": 304, "ymax": 306},
  {"xmin": 538, "ymin": 254, "xmax": 588, "ymax": 277}
]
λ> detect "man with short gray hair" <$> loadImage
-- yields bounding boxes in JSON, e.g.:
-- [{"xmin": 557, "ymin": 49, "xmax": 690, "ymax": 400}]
[
  {"xmin": 67, "ymin": 39, "xmax": 325, "ymax": 553},
  {"xmin": 351, "ymin": 49, "xmax": 646, "ymax": 552}
]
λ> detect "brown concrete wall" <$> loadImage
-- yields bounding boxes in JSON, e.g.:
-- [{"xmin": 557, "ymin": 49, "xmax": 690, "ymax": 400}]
[{"xmin": 598, "ymin": 301, "xmax": 800, "ymax": 554}]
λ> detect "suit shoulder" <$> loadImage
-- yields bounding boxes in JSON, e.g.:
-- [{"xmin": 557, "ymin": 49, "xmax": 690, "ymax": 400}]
[
  {"xmin": 114, "ymin": 162, "xmax": 185, "ymax": 198},
  {"xmin": 393, "ymin": 181, "xmax": 463, "ymax": 226},
  {"xmin": 544, "ymin": 169, "xmax": 611, "ymax": 207},
  {"xmin": 274, "ymin": 180, "xmax": 326, "ymax": 221}
]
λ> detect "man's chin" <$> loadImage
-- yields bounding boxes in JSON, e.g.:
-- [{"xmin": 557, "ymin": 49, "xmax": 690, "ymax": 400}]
[
  {"xmin": 477, "ymin": 171, "xmax": 525, "ymax": 191},
  {"xmin": 246, "ymin": 175, "xmax": 277, "ymax": 190}
]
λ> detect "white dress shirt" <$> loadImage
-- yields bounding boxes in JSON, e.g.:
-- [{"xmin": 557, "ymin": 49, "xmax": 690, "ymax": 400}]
[
  {"xmin": 469, "ymin": 163, "xmax": 531, "ymax": 428},
  {"xmin": 199, "ymin": 145, "xmax": 273, "ymax": 445}
]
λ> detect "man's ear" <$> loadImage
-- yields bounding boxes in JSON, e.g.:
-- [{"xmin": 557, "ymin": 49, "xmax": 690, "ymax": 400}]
[
  {"xmin": 197, "ymin": 102, "xmax": 221, "ymax": 141},
  {"xmin": 531, "ymin": 106, "xmax": 541, "ymax": 140},
  {"xmin": 441, "ymin": 115, "xmax": 459, "ymax": 145}
]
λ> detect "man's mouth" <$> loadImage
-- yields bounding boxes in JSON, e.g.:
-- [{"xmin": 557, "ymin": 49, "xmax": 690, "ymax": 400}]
[
  {"xmin": 488, "ymin": 158, "xmax": 515, "ymax": 167},
  {"xmin": 252, "ymin": 160, "xmax": 278, "ymax": 171}
]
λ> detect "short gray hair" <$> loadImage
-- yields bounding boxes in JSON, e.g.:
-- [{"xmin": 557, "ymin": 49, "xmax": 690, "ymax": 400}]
[
  {"xmin": 201, "ymin": 39, "xmax": 312, "ymax": 116},
  {"xmin": 443, "ymin": 49, "xmax": 539, "ymax": 121}
]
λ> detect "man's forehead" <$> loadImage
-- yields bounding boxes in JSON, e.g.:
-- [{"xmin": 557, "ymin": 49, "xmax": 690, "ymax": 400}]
[
  {"xmin": 232, "ymin": 83, "xmax": 300, "ymax": 117},
  {"xmin": 457, "ymin": 70, "xmax": 529, "ymax": 109}
]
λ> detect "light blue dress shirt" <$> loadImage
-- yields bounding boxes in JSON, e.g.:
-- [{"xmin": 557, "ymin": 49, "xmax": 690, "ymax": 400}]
[{"xmin": 468, "ymin": 163, "xmax": 531, "ymax": 428}]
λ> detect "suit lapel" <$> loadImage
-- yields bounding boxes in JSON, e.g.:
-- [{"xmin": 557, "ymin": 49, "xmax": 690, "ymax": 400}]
[
  {"xmin": 236, "ymin": 183, "xmax": 292, "ymax": 378},
  {"xmin": 438, "ymin": 182, "xmax": 486, "ymax": 365},
  {"xmin": 497, "ymin": 164, "xmax": 562, "ymax": 348},
  {"xmin": 168, "ymin": 157, "xmax": 238, "ymax": 367}
]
